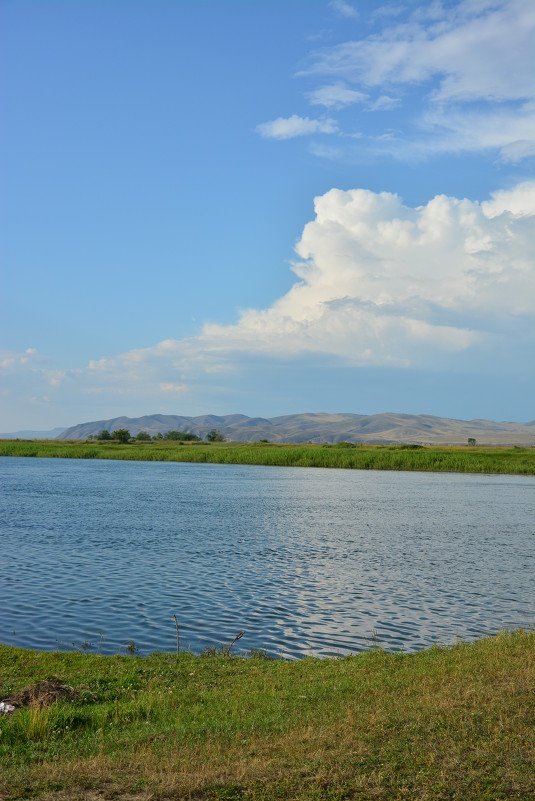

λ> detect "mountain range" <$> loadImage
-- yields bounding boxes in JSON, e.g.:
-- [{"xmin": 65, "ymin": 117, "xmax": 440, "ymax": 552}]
[{"xmin": 52, "ymin": 412, "xmax": 535, "ymax": 446}]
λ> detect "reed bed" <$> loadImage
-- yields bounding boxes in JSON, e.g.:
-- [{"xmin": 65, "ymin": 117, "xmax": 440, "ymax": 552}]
[
  {"xmin": 0, "ymin": 438, "xmax": 534, "ymax": 474},
  {"xmin": 1, "ymin": 630, "xmax": 533, "ymax": 800}
]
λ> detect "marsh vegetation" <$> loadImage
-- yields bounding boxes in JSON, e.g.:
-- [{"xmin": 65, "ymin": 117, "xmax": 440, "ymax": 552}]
[{"xmin": 0, "ymin": 438, "xmax": 533, "ymax": 474}]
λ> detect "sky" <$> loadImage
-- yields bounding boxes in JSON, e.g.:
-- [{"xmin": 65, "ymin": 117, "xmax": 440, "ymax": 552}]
[{"xmin": 1, "ymin": 0, "xmax": 534, "ymax": 431}]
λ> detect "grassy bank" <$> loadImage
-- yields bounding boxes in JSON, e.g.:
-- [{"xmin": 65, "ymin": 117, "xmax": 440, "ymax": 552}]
[
  {"xmin": 0, "ymin": 630, "xmax": 533, "ymax": 800},
  {"xmin": 1, "ymin": 439, "xmax": 534, "ymax": 474}
]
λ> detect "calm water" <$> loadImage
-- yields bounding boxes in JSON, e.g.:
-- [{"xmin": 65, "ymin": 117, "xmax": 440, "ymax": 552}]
[{"xmin": 1, "ymin": 457, "xmax": 533, "ymax": 658}]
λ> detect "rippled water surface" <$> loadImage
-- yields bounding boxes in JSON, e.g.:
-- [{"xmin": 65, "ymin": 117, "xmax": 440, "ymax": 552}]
[{"xmin": 1, "ymin": 457, "xmax": 533, "ymax": 658}]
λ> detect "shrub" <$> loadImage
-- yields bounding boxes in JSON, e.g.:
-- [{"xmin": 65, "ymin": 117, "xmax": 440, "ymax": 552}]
[{"xmin": 206, "ymin": 429, "xmax": 225, "ymax": 442}]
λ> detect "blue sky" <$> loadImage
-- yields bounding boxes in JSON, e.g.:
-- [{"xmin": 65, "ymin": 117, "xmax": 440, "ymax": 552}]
[{"xmin": 1, "ymin": 0, "xmax": 534, "ymax": 431}]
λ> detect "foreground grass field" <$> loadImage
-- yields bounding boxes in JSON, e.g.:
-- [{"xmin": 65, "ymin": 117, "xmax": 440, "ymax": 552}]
[
  {"xmin": 1, "ymin": 439, "xmax": 534, "ymax": 474},
  {"xmin": 0, "ymin": 630, "xmax": 533, "ymax": 800}
]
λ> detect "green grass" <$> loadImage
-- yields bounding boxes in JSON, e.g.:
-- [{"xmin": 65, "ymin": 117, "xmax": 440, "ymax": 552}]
[
  {"xmin": 1, "ymin": 439, "xmax": 534, "ymax": 474},
  {"xmin": 0, "ymin": 630, "xmax": 533, "ymax": 799}
]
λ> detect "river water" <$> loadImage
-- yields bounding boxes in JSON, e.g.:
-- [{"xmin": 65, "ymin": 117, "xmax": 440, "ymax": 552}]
[{"xmin": 1, "ymin": 457, "xmax": 533, "ymax": 658}]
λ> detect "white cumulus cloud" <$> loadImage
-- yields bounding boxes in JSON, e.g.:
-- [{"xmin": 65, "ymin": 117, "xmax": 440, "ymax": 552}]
[
  {"xmin": 8, "ymin": 182, "xmax": 531, "ymax": 425},
  {"xmin": 198, "ymin": 182, "xmax": 534, "ymax": 366},
  {"xmin": 83, "ymin": 182, "xmax": 534, "ymax": 390}
]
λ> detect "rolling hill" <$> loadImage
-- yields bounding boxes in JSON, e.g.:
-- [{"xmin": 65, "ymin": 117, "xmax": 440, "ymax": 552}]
[{"xmin": 55, "ymin": 412, "xmax": 535, "ymax": 446}]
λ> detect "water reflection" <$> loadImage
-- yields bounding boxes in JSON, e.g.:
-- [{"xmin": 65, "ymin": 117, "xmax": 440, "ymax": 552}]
[{"xmin": 0, "ymin": 457, "xmax": 533, "ymax": 658}]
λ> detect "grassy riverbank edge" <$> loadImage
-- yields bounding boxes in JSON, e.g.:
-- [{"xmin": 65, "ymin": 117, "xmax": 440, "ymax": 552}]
[
  {"xmin": 1, "ymin": 630, "xmax": 534, "ymax": 800},
  {"xmin": 1, "ymin": 439, "xmax": 534, "ymax": 474}
]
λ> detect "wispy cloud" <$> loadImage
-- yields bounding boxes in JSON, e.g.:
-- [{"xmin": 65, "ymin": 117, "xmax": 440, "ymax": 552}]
[
  {"xmin": 308, "ymin": 1, "xmax": 534, "ymax": 101},
  {"xmin": 282, "ymin": 1, "xmax": 535, "ymax": 160},
  {"xmin": 366, "ymin": 94, "xmax": 400, "ymax": 111},
  {"xmin": 308, "ymin": 142, "xmax": 345, "ymax": 160},
  {"xmin": 159, "ymin": 382, "xmax": 189, "ymax": 395},
  {"xmin": 0, "ymin": 347, "xmax": 38, "ymax": 370},
  {"xmin": 256, "ymin": 115, "xmax": 338, "ymax": 139},
  {"xmin": 366, "ymin": 100, "xmax": 535, "ymax": 162},
  {"xmin": 329, "ymin": 0, "xmax": 358, "ymax": 19},
  {"xmin": 307, "ymin": 83, "xmax": 367, "ymax": 109},
  {"xmin": 418, "ymin": 101, "xmax": 535, "ymax": 162}
]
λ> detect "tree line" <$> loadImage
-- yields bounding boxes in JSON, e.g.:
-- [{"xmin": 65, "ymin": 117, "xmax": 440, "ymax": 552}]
[{"xmin": 88, "ymin": 428, "xmax": 225, "ymax": 443}]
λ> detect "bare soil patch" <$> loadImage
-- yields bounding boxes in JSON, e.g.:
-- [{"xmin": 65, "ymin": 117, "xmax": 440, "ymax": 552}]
[{"xmin": 3, "ymin": 678, "xmax": 95, "ymax": 709}]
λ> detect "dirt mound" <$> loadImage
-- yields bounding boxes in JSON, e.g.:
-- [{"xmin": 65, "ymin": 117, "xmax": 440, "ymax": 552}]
[{"xmin": 4, "ymin": 678, "xmax": 95, "ymax": 708}]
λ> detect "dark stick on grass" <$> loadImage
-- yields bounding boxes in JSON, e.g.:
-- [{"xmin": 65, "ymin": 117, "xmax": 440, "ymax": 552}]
[
  {"xmin": 224, "ymin": 630, "xmax": 244, "ymax": 657},
  {"xmin": 172, "ymin": 614, "xmax": 179, "ymax": 657}
]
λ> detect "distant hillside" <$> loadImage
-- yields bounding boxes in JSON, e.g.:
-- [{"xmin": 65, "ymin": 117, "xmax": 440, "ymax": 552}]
[
  {"xmin": 0, "ymin": 427, "xmax": 66, "ymax": 440},
  {"xmin": 56, "ymin": 413, "xmax": 535, "ymax": 446}
]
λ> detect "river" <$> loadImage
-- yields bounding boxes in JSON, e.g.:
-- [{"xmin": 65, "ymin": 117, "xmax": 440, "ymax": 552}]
[{"xmin": 1, "ymin": 457, "xmax": 533, "ymax": 658}]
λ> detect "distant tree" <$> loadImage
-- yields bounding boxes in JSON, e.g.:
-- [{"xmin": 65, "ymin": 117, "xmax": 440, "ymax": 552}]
[
  {"xmin": 111, "ymin": 428, "xmax": 131, "ymax": 444},
  {"xmin": 136, "ymin": 431, "xmax": 151, "ymax": 441},
  {"xmin": 96, "ymin": 429, "xmax": 111, "ymax": 441},
  {"xmin": 164, "ymin": 430, "xmax": 202, "ymax": 442},
  {"xmin": 164, "ymin": 430, "xmax": 185, "ymax": 440},
  {"xmin": 467, "ymin": 437, "xmax": 476, "ymax": 446},
  {"xmin": 206, "ymin": 429, "xmax": 225, "ymax": 442},
  {"xmin": 155, "ymin": 432, "xmax": 163, "ymax": 440}
]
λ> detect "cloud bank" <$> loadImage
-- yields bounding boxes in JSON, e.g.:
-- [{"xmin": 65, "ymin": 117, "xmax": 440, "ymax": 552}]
[
  {"xmin": 199, "ymin": 181, "xmax": 534, "ymax": 364},
  {"xmin": 52, "ymin": 185, "xmax": 535, "ymax": 380},
  {"xmin": 3, "ymin": 182, "xmax": 533, "ymax": 421}
]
